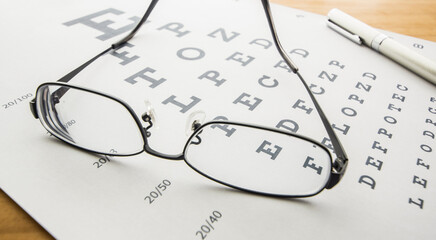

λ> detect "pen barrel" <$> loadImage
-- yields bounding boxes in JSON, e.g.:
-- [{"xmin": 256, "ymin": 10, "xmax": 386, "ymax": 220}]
[{"xmin": 379, "ymin": 38, "xmax": 436, "ymax": 85}]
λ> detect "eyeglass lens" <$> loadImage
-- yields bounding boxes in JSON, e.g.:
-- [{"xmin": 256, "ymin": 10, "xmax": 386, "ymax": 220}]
[
  {"xmin": 35, "ymin": 84, "xmax": 145, "ymax": 155},
  {"xmin": 184, "ymin": 123, "xmax": 332, "ymax": 196}
]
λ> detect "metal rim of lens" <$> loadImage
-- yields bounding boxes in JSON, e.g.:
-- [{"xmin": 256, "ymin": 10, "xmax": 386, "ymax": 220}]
[
  {"xmin": 35, "ymin": 82, "xmax": 148, "ymax": 156},
  {"xmin": 182, "ymin": 120, "xmax": 334, "ymax": 198}
]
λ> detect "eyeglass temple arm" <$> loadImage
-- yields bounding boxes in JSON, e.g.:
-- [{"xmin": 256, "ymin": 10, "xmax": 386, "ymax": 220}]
[
  {"xmin": 113, "ymin": 0, "xmax": 160, "ymax": 49},
  {"xmin": 260, "ymin": 0, "xmax": 348, "ymax": 188},
  {"xmin": 33, "ymin": 0, "xmax": 162, "ymax": 107},
  {"xmin": 56, "ymin": 0, "xmax": 160, "ymax": 85},
  {"xmin": 296, "ymin": 72, "xmax": 348, "ymax": 188}
]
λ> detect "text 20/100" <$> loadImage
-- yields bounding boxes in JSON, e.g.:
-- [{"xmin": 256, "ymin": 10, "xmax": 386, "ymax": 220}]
[{"xmin": 3, "ymin": 93, "xmax": 33, "ymax": 110}]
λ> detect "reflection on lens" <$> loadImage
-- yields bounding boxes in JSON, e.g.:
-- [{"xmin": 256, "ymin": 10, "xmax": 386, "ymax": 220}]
[
  {"xmin": 184, "ymin": 122, "xmax": 332, "ymax": 197},
  {"xmin": 36, "ymin": 84, "xmax": 144, "ymax": 155}
]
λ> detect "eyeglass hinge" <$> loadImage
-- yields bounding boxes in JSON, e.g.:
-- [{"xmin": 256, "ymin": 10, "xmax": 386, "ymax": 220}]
[
  {"xmin": 326, "ymin": 157, "xmax": 348, "ymax": 189},
  {"xmin": 29, "ymin": 99, "xmax": 39, "ymax": 119},
  {"xmin": 333, "ymin": 157, "xmax": 347, "ymax": 173}
]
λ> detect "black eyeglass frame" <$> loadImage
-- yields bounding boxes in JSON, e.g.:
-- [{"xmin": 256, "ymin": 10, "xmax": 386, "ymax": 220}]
[
  {"xmin": 32, "ymin": 81, "xmax": 335, "ymax": 198},
  {"xmin": 29, "ymin": 0, "xmax": 348, "ymax": 197}
]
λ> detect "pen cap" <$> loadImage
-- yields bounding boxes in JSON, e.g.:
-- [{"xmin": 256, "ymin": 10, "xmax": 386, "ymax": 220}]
[{"xmin": 327, "ymin": 8, "xmax": 380, "ymax": 47}]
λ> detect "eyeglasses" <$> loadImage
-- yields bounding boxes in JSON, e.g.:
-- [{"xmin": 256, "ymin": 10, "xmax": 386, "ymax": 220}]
[{"xmin": 29, "ymin": 0, "xmax": 348, "ymax": 198}]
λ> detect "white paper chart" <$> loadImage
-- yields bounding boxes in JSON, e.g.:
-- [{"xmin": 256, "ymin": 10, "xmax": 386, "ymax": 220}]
[{"xmin": 1, "ymin": 0, "xmax": 435, "ymax": 239}]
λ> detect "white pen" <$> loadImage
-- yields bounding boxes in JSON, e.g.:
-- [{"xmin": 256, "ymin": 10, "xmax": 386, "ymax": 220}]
[{"xmin": 326, "ymin": 8, "xmax": 436, "ymax": 85}]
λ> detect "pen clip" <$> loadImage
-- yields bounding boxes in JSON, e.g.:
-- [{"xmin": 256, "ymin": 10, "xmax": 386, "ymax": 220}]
[{"xmin": 326, "ymin": 19, "xmax": 362, "ymax": 45}]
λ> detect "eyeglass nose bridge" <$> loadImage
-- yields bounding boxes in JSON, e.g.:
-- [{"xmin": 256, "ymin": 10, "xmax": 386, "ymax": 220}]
[
  {"xmin": 141, "ymin": 113, "xmax": 185, "ymax": 160},
  {"xmin": 139, "ymin": 102, "xmax": 204, "ymax": 161}
]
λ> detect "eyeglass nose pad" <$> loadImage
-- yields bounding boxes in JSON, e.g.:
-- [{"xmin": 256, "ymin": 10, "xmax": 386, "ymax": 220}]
[
  {"xmin": 185, "ymin": 110, "xmax": 206, "ymax": 136},
  {"xmin": 141, "ymin": 100, "xmax": 158, "ymax": 127}
]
